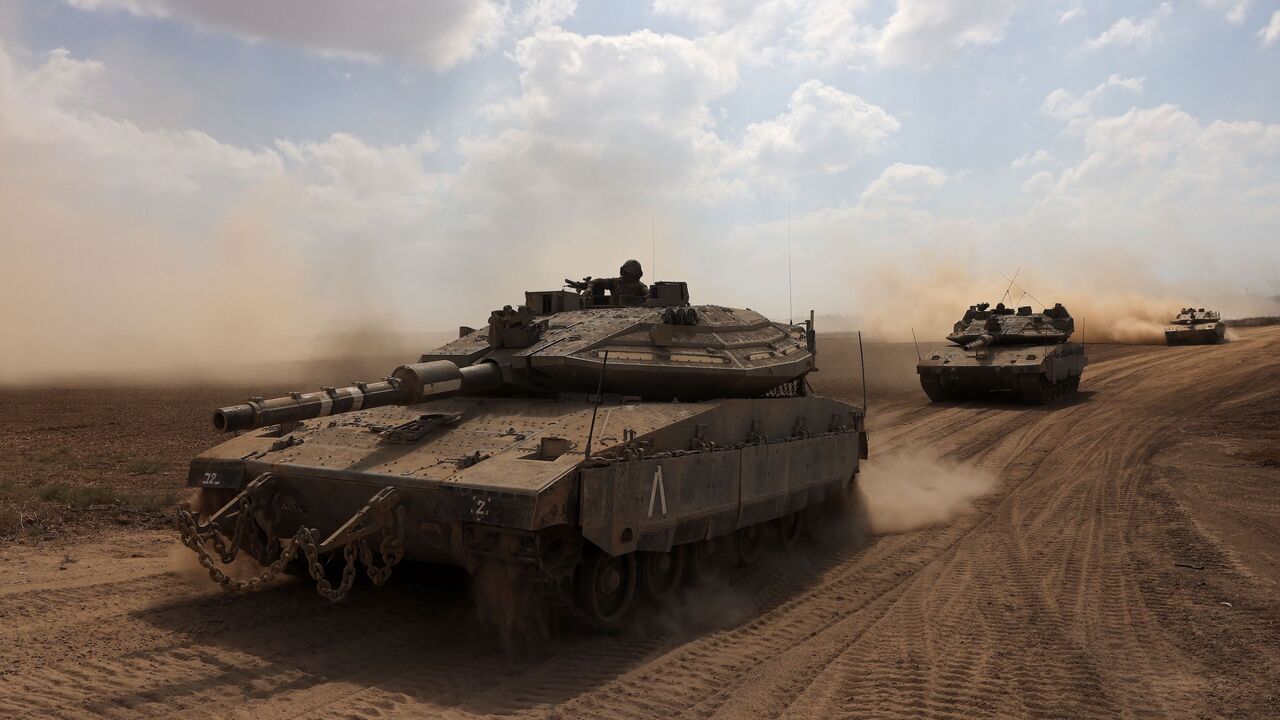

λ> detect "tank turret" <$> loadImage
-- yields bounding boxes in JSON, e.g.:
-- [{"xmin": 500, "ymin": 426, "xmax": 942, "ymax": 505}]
[
  {"xmin": 212, "ymin": 280, "xmax": 815, "ymax": 433},
  {"xmin": 946, "ymin": 302, "xmax": 1075, "ymax": 347},
  {"xmin": 420, "ymin": 279, "xmax": 815, "ymax": 401}
]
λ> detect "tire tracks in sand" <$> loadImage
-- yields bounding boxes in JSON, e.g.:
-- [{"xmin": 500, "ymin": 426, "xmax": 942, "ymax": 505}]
[{"xmin": 2, "ymin": 329, "xmax": 1278, "ymax": 719}]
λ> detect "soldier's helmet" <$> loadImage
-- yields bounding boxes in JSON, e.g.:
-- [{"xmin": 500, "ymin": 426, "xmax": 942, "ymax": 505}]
[{"xmin": 620, "ymin": 259, "xmax": 644, "ymax": 280}]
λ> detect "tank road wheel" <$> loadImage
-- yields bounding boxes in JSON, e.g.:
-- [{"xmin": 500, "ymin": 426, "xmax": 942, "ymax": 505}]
[
  {"xmin": 776, "ymin": 511, "xmax": 805, "ymax": 550},
  {"xmin": 685, "ymin": 537, "xmax": 731, "ymax": 586},
  {"xmin": 574, "ymin": 549, "xmax": 637, "ymax": 630},
  {"xmin": 1019, "ymin": 377, "xmax": 1052, "ymax": 405},
  {"xmin": 638, "ymin": 548, "xmax": 685, "ymax": 601},
  {"xmin": 920, "ymin": 376, "xmax": 950, "ymax": 402},
  {"xmin": 735, "ymin": 524, "xmax": 765, "ymax": 566},
  {"xmin": 803, "ymin": 499, "xmax": 832, "ymax": 540}
]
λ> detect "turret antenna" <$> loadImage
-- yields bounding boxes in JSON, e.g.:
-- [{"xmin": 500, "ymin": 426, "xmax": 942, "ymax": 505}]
[
  {"xmin": 651, "ymin": 208, "xmax": 656, "ymax": 280},
  {"xmin": 787, "ymin": 203, "xmax": 793, "ymax": 325},
  {"xmin": 999, "ymin": 267, "xmax": 1021, "ymax": 306},
  {"xmin": 858, "ymin": 330, "xmax": 868, "ymax": 416},
  {"xmin": 910, "ymin": 327, "xmax": 921, "ymax": 361},
  {"xmin": 998, "ymin": 271, "xmax": 1045, "ymax": 308}
]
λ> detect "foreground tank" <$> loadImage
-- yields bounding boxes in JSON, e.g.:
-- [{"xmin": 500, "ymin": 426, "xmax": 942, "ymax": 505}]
[
  {"xmin": 1165, "ymin": 307, "xmax": 1226, "ymax": 345},
  {"xmin": 916, "ymin": 302, "xmax": 1087, "ymax": 404},
  {"xmin": 179, "ymin": 277, "xmax": 868, "ymax": 635}
]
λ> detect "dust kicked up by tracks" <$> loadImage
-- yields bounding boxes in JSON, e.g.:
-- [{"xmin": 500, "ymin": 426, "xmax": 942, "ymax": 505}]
[{"xmin": 2, "ymin": 328, "xmax": 1279, "ymax": 719}]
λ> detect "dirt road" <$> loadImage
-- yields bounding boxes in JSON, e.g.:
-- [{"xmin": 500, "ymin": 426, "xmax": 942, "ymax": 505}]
[{"xmin": 3, "ymin": 329, "xmax": 1278, "ymax": 719}]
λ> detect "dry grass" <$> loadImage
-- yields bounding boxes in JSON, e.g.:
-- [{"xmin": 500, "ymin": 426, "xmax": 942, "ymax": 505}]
[{"xmin": 1225, "ymin": 316, "xmax": 1280, "ymax": 328}]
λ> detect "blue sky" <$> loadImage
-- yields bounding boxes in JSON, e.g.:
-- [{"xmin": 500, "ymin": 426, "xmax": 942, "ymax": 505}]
[{"xmin": 2, "ymin": 0, "xmax": 1279, "ymax": 377}]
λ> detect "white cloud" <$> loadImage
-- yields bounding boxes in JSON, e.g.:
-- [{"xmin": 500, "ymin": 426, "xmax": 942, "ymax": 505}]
[
  {"xmin": 653, "ymin": 0, "xmax": 1019, "ymax": 69},
  {"xmin": 452, "ymin": 26, "xmax": 742, "ymax": 243},
  {"xmin": 719, "ymin": 100, "xmax": 1280, "ymax": 337},
  {"xmin": 1060, "ymin": 4, "xmax": 1085, "ymax": 23},
  {"xmin": 0, "ymin": 45, "xmax": 281, "ymax": 199},
  {"xmin": 859, "ymin": 162, "xmax": 948, "ymax": 204},
  {"xmin": 651, "ymin": 0, "xmax": 769, "ymax": 29},
  {"xmin": 1041, "ymin": 74, "xmax": 1145, "ymax": 120},
  {"xmin": 1082, "ymin": 3, "xmax": 1172, "ymax": 52},
  {"xmin": 1028, "ymin": 104, "xmax": 1280, "ymax": 253},
  {"xmin": 0, "ymin": 40, "xmax": 460, "ymax": 380},
  {"xmin": 1260, "ymin": 10, "xmax": 1280, "ymax": 46},
  {"xmin": 872, "ymin": 0, "xmax": 1022, "ymax": 67},
  {"xmin": 1022, "ymin": 169, "xmax": 1054, "ymax": 194},
  {"xmin": 1011, "ymin": 149, "xmax": 1054, "ymax": 170},
  {"xmin": 735, "ymin": 80, "xmax": 899, "ymax": 177},
  {"xmin": 652, "ymin": 0, "xmax": 873, "ymax": 69},
  {"xmin": 1201, "ymin": 0, "xmax": 1250, "ymax": 25},
  {"xmin": 65, "ymin": 0, "xmax": 506, "ymax": 70},
  {"xmin": 276, "ymin": 132, "xmax": 444, "ymax": 234},
  {"xmin": 517, "ymin": 0, "xmax": 578, "ymax": 30}
]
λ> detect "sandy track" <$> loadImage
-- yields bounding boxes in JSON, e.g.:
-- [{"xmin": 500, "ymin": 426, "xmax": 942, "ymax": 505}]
[{"xmin": 2, "ymin": 330, "xmax": 1278, "ymax": 719}]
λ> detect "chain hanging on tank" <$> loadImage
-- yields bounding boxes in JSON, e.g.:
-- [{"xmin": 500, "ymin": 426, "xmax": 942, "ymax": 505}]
[{"xmin": 176, "ymin": 479, "xmax": 405, "ymax": 602}]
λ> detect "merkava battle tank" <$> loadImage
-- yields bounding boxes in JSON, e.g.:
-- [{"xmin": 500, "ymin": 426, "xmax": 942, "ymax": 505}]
[
  {"xmin": 178, "ymin": 263, "xmax": 868, "ymax": 634},
  {"xmin": 916, "ymin": 301, "xmax": 1087, "ymax": 404},
  {"xmin": 1165, "ymin": 307, "xmax": 1226, "ymax": 345}
]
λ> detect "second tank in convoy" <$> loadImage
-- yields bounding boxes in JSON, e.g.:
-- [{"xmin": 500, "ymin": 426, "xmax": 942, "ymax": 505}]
[
  {"xmin": 916, "ymin": 301, "xmax": 1087, "ymax": 404},
  {"xmin": 1164, "ymin": 307, "xmax": 1226, "ymax": 345}
]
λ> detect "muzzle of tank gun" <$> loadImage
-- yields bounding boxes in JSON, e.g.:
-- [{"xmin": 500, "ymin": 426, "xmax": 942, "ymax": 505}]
[
  {"xmin": 212, "ymin": 360, "xmax": 503, "ymax": 432},
  {"xmin": 964, "ymin": 334, "xmax": 994, "ymax": 350}
]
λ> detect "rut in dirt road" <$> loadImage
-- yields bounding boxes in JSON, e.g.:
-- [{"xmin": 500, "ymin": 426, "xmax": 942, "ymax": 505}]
[{"xmin": 2, "ymin": 329, "xmax": 1278, "ymax": 720}]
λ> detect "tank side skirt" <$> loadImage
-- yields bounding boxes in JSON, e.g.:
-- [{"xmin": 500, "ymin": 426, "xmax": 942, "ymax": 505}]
[{"xmin": 580, "ymin": 431, "xmax": 858, "ymax": 556}]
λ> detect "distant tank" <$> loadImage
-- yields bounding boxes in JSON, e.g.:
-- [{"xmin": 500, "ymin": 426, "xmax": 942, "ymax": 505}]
[
  {"xmin": 916, "ymin": 302, "xmax": 1087, "ymax": 404},
  {"xmin": 178, "ymin": 263, "xmax": 868, "ymax": 638},
  {"xmin": 1164, "ymin": 307, "xmax": 1225, "ymax": 345}
]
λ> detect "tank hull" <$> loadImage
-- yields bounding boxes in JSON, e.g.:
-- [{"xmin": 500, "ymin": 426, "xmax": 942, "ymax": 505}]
[
  {"xmin": 916, "ymin": 342, "xmax": 1087, "ymax": 404},
  {"xmin": 187, "ymin": 394, "xmax": 866, "ymax": 627},
  {"xmin": 1164, "ymin": 323, "xmax": 1225, "ymax": 345}
]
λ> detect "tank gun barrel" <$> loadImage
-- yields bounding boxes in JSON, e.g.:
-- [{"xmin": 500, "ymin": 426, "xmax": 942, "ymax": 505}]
[{"xmin": 213, "ymin": 360, "xmax": 503, "ymax": 433}]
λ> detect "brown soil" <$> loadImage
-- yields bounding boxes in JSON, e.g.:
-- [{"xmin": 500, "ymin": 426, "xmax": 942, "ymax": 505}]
[{"xmin": 2, "ymin": 328, "xmax": 1278, "ymax": 718}]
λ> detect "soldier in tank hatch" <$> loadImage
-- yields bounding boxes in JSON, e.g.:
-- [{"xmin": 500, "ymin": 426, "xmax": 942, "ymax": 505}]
[{"xmin": 567, "ymin": 259, "xmax": 649, "ymax": 300}]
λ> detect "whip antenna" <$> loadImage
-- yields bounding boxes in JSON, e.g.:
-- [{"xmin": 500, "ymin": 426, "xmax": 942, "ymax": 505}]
[
  {"xmin": 998, "ymin": 271, "xmax": 1045, "ymax": 309},
  {"xmin": 584, "ymin": 350, "xmax": 610, "ymax": 459},
  {"xmin": 998, "ymin": 266, "xmax": 1018, "ymax": 304},
  {"xmin": 787, "ymin": 202, "xmax": 793, "ymax": 325},
  {"xmin": 910, "ymin": 327, "xmax": 921, "ymax": 361},
  {"xmin": 858, "ymin": 330, "xmax": 868, "ymax": 415}
]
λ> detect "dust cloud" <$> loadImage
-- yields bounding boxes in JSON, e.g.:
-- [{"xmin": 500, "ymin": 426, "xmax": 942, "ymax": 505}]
[
  {"xmin": 846, "ymin": 256, "xmax": 1260, "ymax": 346},
  {"xmin": 0, "ymin": 172, "xmax": 448, "ymax": 386},
  {"xmin": 166, "ymin": 542, "xmax": 268, "ymax": 585},
  {"xmin": 858, "ymin": 451, "xmax": 998, "ymax": 534}
]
